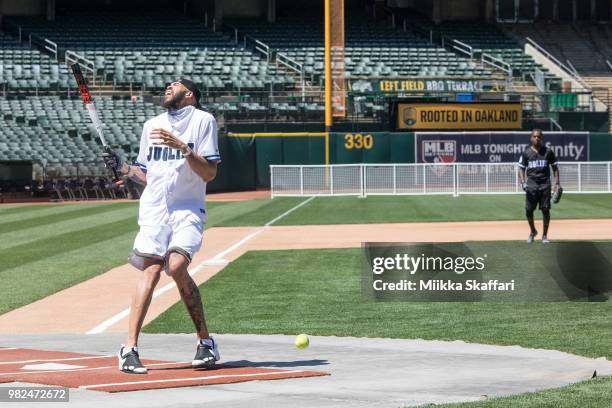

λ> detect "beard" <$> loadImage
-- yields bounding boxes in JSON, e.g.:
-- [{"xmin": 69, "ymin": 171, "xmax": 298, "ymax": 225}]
[{"xmin": 162, "ymin": 90, "xmax": 187, "ymax": 109}]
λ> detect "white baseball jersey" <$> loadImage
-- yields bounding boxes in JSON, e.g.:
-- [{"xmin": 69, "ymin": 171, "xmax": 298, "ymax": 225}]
[{"xmin": 135, "ymin": 106, "xmax": 221, "ymax": 228}]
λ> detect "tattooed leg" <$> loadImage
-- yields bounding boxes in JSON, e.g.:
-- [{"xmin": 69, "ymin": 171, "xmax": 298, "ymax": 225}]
[{"xmin": 167, "ymin": 252, "xmax": 209, "ymax": 339}]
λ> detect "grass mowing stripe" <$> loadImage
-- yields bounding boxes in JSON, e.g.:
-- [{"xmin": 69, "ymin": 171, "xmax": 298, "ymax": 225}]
[
  {"xmin": 0, "ymin": 203, "xmax": 132, "ymax": 224},
  {"xmin": 0, "ymin": 204, "xmax": 89, "ymax": 222},
  {"xmin": 0, "ymin": 200, "xmax": 223, "ymax": 223},
  {"xmin": 0, "ymin": 204, "xmax": 62, "ymax": 215},
  {"xmin": 0, "ymin": 216, "xmax": 138, "ymax": 274},
  {"xmin": 271, "ymin": 194, "xmax": 612, "ymax": 225},
  {"xmin": 212, "ymin": 197, "xmax": 317, "ymax": 227},
  {"xmin": 0, "ymin": 228, "xmax": 138, "ymax": 315},
  {"xmin": 0, "ymin": 202, "xmax": 136, "ymax": 234},
  {"xmin": 204, "ymin": 199, "xmax": 280, "ymax": 228},
  {"xmin": 0, "ymin": 205, "xmax": 138, "ymax": 251}
]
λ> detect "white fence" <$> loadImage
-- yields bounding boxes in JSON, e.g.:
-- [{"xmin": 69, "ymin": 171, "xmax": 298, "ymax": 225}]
[{"xmin": 270, "ymin": 162, "xmax": 612, "ymax": 197}]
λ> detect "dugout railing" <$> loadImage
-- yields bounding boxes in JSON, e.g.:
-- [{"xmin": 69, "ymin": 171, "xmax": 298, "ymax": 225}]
[{"xmin": 270, "ymin": 162, "xmax": 612, "ymax": 198}]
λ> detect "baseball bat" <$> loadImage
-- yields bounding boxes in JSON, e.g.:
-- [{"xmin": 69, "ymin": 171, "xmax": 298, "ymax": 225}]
[{"xmin": 70, "ymin": 62, "xmax": 120, "ymax": 181}]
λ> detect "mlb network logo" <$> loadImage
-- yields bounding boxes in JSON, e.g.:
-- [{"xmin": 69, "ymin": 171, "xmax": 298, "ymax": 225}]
[{"xmin": 422, "ymin": 140, "xmax": 456, "ymax": 163}]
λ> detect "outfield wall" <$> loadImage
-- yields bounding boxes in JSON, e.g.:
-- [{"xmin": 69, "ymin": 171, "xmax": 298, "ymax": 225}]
[
  {"xmin": 211, "ymin": 131, "xmax": 612, "ymax": 190},
  {"xmin": 590, "ymin": 133, "xmax": 612, "ymax": 161}
]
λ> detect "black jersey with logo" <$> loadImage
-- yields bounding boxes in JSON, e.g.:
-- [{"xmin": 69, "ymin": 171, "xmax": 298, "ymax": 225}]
[{"xmin": 518, "ymin": 146, "xmax": 558, "ymax": 186}]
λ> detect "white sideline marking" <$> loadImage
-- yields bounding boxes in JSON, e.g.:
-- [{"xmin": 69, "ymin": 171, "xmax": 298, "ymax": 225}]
[
  {"xmin": 0, "ymin": 355, "xmax": 112, "ymax": 365},
  {"xmin": 264, "ymin": 196, "xmax": 315, "ymax": 227},
  {"xmin": 0, "ymin": 365, "xmax": 114, "ymax": 377},
  {"xmin": 201, "ymin": 259, "xmax": 229, "ymax": 266},
  {"xmin": 0, "ymin": 348, "xmax": 17, "ymax": 351},
  {"xmin": 210, "ymin": 229, "xmax": 266, "ymax": 261},
  {"xmin": 22, "ymin": 363, "xmax": 86, "ymax": 370},
  {"xmin": 86, "ymin": 197, "xmax": 315, "ymax": 335},
  {"xmin": 79, "ymin": 370, "xmax": 305, "ymax": 389},
  {"xmin": 87, "ymin": 309, "xmax": 131, "ymax": 335}
]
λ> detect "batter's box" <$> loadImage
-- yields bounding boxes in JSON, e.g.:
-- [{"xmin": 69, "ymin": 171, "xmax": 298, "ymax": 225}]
[{"xmin": 0, "ymin": 347, "xmax": 329, "ymax": 392}]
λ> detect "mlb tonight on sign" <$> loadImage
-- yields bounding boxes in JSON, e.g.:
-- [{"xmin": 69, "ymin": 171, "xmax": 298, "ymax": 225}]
[
  {"xmin": 397, "ymin": 103, "xmax": 522, "ymax": 130},
  {"xmin": 416, "ymin": 132, "xmax": 588, "ymax": 163}
]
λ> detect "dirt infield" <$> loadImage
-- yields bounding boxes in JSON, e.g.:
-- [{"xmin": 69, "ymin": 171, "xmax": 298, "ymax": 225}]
[
  {"xmin": 0, "ymin": 219, "xmax": 610, "ymax": 334},
  {"xmin": 207, "ymin": 190, "xmax": 270, "ymax": 201}
]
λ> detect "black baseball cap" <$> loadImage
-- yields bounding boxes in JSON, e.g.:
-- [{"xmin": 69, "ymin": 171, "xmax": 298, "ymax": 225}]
[{"xmin": 178, "ymin": 78, "xmax": 202, "ymax": 109}]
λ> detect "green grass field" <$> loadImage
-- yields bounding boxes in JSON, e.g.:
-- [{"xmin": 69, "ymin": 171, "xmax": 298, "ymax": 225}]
[
  {"xmin": 434, "ymin": 376, "xmax": 612, "ymax": 407},
  {"xmin": 0, "ymin": 202, "xmax": 138, "ymax": 315},
  {"xmin": 270, "ymin": 194, "xmax": 612, "ymax": 225}
]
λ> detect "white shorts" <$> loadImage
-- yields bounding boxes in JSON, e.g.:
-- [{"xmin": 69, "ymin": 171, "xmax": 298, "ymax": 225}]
[{"xmin": 133, "ymin": 211, "xmax": 204, "ymax": 262}]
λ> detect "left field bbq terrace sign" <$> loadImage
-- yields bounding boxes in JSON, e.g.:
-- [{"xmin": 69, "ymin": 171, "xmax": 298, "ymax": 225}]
[{"xmin": 348, "ymin": 78, "xmax": 507, "ymax": 95}]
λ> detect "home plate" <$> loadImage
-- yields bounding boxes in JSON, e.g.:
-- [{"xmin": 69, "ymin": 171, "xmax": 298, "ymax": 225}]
[{"xmin": 22, "ymin": 363, "xmax": 86, "ymax": 370}]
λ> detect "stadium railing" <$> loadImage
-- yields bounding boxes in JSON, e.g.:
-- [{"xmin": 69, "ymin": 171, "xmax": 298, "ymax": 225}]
[{"xmin": 270, "ymin": 162, "xmax": 612, "ymax": 198}]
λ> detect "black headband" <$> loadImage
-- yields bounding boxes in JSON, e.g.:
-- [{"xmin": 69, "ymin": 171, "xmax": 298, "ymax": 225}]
[{"xmin": 178, "ymin": 78, "xmax": 202, "ymax": 109}]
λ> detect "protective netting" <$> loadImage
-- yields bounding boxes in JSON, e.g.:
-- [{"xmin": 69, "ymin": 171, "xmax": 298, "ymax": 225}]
[
  {"xmin": 562, "ymin": 163, "xmax": 612, "ymax": 192},
  {"xmin": 271, "ymin": 166, "xmax": 302, "ymax": 196},
  {"xmin": 331, "ymin": 165, "xmax": 362, "ymax": 195},
  {"xmin": 302, "ymin": 166, "xmax": 329, "ymax": 196},
  {"xmin": 456, "ymin": 164, "xmax": 518, "ymax": 194}
]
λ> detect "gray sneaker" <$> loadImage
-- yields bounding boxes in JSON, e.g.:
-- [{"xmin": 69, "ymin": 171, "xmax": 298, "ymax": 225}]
[
  {"xmin": 118, "ymin": 345, "xmax": 147, "ymax": 374},
  {"xmin": 192, "ymin": 337, "xmax": 220, "ymax": 368},
  {"xmin": 527, "ymin": 230, "xmax": 538, "ymax": 243},
  {"xmin": 542, "ymin": 236, "xmax": 550, "ymax": 244}
]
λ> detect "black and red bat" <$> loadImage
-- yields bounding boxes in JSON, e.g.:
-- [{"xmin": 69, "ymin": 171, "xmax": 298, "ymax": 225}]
[{"xmin": 70, "ymin": 63, "xmax": 119, "ymax": 180}]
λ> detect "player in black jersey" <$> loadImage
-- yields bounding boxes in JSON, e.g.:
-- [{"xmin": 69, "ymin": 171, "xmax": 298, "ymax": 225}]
[{"xmin": 517, "ymin": 129, "xmax": 560, "ymax": 243}]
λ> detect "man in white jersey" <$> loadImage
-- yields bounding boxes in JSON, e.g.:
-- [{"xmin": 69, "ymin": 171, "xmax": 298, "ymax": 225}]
[{"xmin": 103, "ymin": 79, "xmax": 221, "ymax": 374}]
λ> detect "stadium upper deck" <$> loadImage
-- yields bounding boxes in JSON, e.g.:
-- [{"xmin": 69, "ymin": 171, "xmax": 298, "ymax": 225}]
[{"xmin": 6, "ymin": 10, "xmax": 293, "ymax": 92}]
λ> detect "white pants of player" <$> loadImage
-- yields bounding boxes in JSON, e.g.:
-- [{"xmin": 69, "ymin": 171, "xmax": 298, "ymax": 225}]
[{"xmin": 133, "ymin": 210, "xmax": 204, "ymax": 265}]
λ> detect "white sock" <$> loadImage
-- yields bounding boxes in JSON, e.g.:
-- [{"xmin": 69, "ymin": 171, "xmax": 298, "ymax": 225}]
[
  {"xmin": 121, "ymin": 345, "xmax": 137, "ymax": 356},
  {"xmin": 199, "ymin": 338, "xmax": 214, "ymax": 348}
]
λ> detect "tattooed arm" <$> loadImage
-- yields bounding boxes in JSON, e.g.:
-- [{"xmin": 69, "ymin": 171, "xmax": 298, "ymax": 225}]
[{"xmin": 119, "ymin": 163, "xmax": 147, "ymax": 186}]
